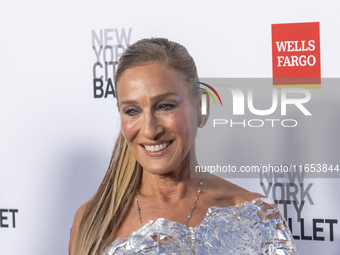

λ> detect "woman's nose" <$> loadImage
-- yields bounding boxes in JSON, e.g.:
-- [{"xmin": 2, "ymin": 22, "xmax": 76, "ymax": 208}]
[{"xmin": 141, "ymin": 111, "xmax": 164, "ymax": 140}]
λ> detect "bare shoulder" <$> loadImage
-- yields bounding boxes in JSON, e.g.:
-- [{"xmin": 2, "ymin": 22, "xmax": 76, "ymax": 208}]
[
  {"xmin": 204, "ymin": 176, "xmax": 266, "ymax": 207},
  {"xmin": 69, "ymin": 201, "xmax": 90, "ymax": 254}
]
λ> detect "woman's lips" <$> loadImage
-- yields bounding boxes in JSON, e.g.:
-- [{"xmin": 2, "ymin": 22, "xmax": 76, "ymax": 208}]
[{"xmin": 140, "ymin": 140, "xmax": 174, "ymax": 157}]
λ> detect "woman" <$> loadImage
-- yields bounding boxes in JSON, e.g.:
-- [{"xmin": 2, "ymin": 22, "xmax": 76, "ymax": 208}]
[{"xmin": 69, "ymin": 38, "xmax": 298, "ymax": 254}]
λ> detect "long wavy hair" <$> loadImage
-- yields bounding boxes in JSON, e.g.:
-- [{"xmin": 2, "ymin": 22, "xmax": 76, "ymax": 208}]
[{"xmin": 71, "ymin": 38, "xmax": 198, "ymax": 255}]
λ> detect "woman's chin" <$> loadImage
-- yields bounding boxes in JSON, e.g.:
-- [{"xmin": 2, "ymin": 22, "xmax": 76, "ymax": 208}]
[{"xmin": 141, "ymin": 165, "xmax": 175, "ymax": 176}]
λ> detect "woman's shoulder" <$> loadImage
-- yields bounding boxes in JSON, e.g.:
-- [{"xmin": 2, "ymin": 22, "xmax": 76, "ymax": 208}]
[
  {"xmin": 69, "ymin": 201, "xmax": 90, "ymax": 254},
  {"xmin": 203, "ymin": 177, "xmax": 282, "ymax": 222},
  {"xmin": 72, "ymin": 200, "xmax": 90, "ymax": 227},
  {"xmin": 204, "ymin": 176, "xmax": 266, "ymax": 208}
]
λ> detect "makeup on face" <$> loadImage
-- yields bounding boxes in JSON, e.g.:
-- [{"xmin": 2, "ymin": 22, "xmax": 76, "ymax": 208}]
[{"xmin": 116, "ymin": 63, "xmax": 194, "ymax": 175}]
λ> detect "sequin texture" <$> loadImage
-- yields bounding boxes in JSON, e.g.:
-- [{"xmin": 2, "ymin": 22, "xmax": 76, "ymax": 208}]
[{"xmin": 101, "ymin": 198, "xmax": 298, "ymax": 255}]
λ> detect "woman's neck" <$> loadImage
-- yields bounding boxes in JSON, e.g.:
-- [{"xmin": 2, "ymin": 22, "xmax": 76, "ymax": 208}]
[{"xmin": 138, "ymin": 154, "xmax": 200, "ymax": 203}]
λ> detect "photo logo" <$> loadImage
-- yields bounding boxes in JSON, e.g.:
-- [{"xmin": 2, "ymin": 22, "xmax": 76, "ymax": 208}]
[
  {"xmin": 191, "ymin": 79, "xmax": 314, "ymax": 129},
  {"xmin": 196, "ymin": 82, "xmax": 222, "ymax": 115}
]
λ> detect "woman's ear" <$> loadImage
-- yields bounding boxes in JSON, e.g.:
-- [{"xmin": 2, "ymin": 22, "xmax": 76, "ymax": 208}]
[{"xmin": 197, "ymin": 91, "xmax": 210, "ymax": 128}]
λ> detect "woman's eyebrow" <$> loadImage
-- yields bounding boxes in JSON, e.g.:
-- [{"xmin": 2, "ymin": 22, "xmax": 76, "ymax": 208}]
[
  {"xmin": 119, "ymin": 99, "xmax": 138, "ymax": 107},
  {"xmin": 150, "ymin": 92, "xmax": 179, "ymax": 103},
  {"xmin": 119, "ymin": 92, "xmax": 179, "ymax": 107}
]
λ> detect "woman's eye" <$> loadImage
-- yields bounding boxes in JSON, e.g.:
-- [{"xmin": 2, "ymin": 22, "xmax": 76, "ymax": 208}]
[
  {"xmin": 157, "ymin": 103, "xmax": 175, "ymax": 110},
  {"xmin": 124, "ymin": 107, "xmax": 141, "ymax": 116}
]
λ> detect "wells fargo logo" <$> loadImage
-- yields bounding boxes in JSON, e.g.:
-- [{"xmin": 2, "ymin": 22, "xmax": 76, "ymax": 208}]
[{"xmin": 271, "ymin": 22, "xmax": 321, "ymax": 89}]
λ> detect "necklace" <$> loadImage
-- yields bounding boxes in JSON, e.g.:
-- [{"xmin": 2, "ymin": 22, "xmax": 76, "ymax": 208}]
[{"xmin": 135, "ymin": 176, "xmax": 204, "ymax": 227}]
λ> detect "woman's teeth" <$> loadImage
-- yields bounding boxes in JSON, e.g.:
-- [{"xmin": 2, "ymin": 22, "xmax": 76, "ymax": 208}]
[{"xmin": 144, "ymin": 142, "xmax": 170, "ymax": 152}]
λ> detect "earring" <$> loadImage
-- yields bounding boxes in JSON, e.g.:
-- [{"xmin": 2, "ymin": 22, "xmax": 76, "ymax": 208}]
[{"xmin": 199, "ymin": 117, "xmax": 205, "ymax": 128}]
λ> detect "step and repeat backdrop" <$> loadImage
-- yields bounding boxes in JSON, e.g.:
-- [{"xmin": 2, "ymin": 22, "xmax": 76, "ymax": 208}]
[{"xmin": 1, "ymin": 1, "xmax": 339, "ymax": 254}]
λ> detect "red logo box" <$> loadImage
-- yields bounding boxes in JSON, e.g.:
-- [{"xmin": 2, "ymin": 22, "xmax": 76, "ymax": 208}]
[{"xmin": 272, "ymin": 22, "xmax": 321, "ymax": 88}]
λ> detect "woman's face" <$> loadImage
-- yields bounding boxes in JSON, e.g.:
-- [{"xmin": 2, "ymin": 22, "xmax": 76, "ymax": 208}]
[{"xmin": 116, "ymin": 62, "xmax": 198, "ymax": 175}]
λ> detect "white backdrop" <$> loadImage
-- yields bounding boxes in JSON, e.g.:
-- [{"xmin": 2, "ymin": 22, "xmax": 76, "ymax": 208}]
[{"xmin": 0, "ymin": 1, "xmax": 339, "ymax": 254}]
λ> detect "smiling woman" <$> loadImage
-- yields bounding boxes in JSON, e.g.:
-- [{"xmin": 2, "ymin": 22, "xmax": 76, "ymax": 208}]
[
  {"xmin": 118, "ymin": 63, "xmax": 193, "ymax": 175},
  {"xmin": 69, "ymin": 38, "xmax": 299, "ymax": 255}
]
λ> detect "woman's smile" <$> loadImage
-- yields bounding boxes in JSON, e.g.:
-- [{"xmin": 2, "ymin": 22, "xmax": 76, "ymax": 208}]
[{"xmin": 139, "ymin": 139, "xmax": 174, "ymax": 156}]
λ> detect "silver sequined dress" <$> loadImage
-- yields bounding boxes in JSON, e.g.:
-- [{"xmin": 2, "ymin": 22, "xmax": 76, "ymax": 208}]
[{"xmin": 101, "ymin": 197, "xmax": 298, "ymax": 255}]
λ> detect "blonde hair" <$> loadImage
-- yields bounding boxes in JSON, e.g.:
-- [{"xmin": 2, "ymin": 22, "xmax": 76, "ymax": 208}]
[{"xmin": 71, "ymin": 38, "xmax": 198, "ymax": 255}]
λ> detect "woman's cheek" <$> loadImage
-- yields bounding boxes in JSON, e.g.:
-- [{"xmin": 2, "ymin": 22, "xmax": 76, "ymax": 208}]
[
  {"xmin": 164, "ymin": 110, "xmax": 190, "ymax": 133},
  {"xmin": 121, "ymin": 118, "xmax": 139, "ymax": 143}
]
